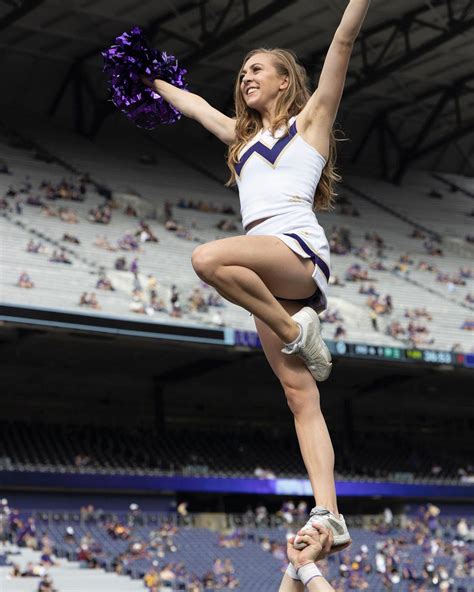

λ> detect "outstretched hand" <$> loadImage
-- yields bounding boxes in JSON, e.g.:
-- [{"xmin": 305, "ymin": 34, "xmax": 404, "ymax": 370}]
[{"xmin": 287, "ymin": 525, "xmax": 333, "ymax": 569}]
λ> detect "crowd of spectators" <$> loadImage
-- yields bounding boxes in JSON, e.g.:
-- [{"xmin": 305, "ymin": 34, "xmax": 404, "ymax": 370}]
[
  {"xmin": 329, "ymin": 226, "xmax": 352, "ymax": 255},
  {"xmin": 254, "ymin": 503, "xmax": 474, "ymax": 591},
  {"xmin": 1, "ymin": 499, "xmax": 244, "ymax": 591},
  {"xmin": 164, "ymin": 201, "xmax": 201, "ymax": 242},
  {"xmin": 3, "ymin": 156, "xmax": 472, "ymax": 351},
  {"xmin": 176, "ymin": 198, "xmax": 236, "ymax": 216}
]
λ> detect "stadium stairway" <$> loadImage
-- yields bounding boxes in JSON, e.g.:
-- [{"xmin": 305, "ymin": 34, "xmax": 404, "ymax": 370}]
[{"xmin": 0, "ymin": 546, "xmax": 144, "ymax": 592}]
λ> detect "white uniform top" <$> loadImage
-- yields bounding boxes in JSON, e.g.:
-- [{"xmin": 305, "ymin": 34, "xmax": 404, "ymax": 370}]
[{"xmin": 235, "ymin": 116, "xmax": 326, "ymax": 229}]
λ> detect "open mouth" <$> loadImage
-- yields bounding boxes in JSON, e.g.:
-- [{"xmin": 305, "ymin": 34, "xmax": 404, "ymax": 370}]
[{"xmin": 246, "ymin": 87, "xmax": 259, "ymax": 96}]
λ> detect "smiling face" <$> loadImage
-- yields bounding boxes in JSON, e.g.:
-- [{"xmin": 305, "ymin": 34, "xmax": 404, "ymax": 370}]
[{"xmin": 239, "ymin": 52, "xmax": 289, "ymax": 113}]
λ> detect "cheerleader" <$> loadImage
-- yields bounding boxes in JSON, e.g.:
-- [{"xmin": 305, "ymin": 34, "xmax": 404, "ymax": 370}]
[{"xmin": 143, "ymin": 0, "xmax": 370, "ymax": 557}]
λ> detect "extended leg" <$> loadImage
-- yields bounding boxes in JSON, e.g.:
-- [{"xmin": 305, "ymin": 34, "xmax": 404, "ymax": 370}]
[
  {"xmin": 191, "ymin": 235, "xmax": 316, "ymax": 344},
  {"xmin": 255, "ymin": 301, "xmax": 338, "ymax": 515}
]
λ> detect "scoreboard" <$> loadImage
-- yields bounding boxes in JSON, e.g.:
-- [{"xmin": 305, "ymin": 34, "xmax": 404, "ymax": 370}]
[
  {"xmin": 234, "ymin": 329, "xmax": 474, "ymax": 369},
  {"xmin": 1, "ymin": 304, "xmax": 472, "ymax": 370}
]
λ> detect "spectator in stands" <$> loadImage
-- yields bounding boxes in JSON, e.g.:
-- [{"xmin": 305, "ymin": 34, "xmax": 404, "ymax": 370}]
[
  {"xmin": 17, "ymin": 271, "xmax": 34, "ymax": 288},
  {"xmin": 136, "ymin": 220, "xmax": 159, "ymax": 243},
  {"xmin": 320, "ymin": 308, "xmax": 343, "ymax": 324},
  {"xmin": 78, "ymin": 504, "xmax": 93, "ymax": 523},
  {"xmin": 410, "ymin": 228, "xmax": 425, "ymax": 239},
  {"xmin": 359, "ymin": 283, "xmax": 378, "ymax": 297},
  {"xmin": 113, "ymin": 248, "xmax": 128, "ymax": 274},
  {"xmin": 49, "ymin": 249, "xmax": 72, "ymax": 264},
  {"xmin": 159, "ymin": 563, "xmax": 176, "ymax": 588},
  {"xmin": 163, "ymin": 199, "xmax": 173, "ymax": 221},
  {"xmin": 58, "ymin": 207, "xmax": 78, "ymax": 224},
  {"xmin": 41, "ymin": 204, "xmax": 58, "ymax": 217},
  {"xmin": 330, "ymin": 226, "xmax": 352, "ymax": 255},
  {"xmin": 170, "ymin": 285, "xmax": 182, "ymax": 317},
  {"xmin": 345, "ymin": 264, "xmax": 374, "ymax": 282},
  {"xmin": 27, "ymin": 195, "xmax": 43, "ymax": 206},
  {"xmin": 38, "ymin": 574, "xmax": 57, "ymax": 592},
  {"xmin": 211, "ymin": 309, "xmax": 225, "ymax": 326},
  {"xmin": 88, "ymin": 203, "xmax": 112, "ymax": 224},
  {"xmin": 130, "ymin": 295, "xmax": 146, "ymax": 314},
  {"xmin": 119, "ymin": 232, "xmax": 141, "ymax": 251},
  {"xmin": 125, "ymin": 204, "xmax": 138, "ymax": 217},
  {"xmin": 26, "ymin": 240, "xmax": 48, "ymax": 254},
  {"xmin": 327, "ymin": 274, "xmax": 343, "ymax": 287},
  {"xmin": 18, "ymin": 516, "xmax": 38, "ymax": 548},
  {"xmin": 40, "ymin": 546, "xmax": 57, "ymax": 567},
  {"xmin": 424, "ymin": 238, "xmax": 443, "ymax": 256},
  {"xmin": 369, "ymin": 310, "xmax": 378, "ymax": 331},
  {"xmin": 217, "ymin": 218, "xmax": 238, "ymax": 231},
  {"xmin": 334, "ymin": 325, "xmax": 346, "ymax": 340},
  {"xmin": 207, "ymin": 290, "xmax": 225, "ymax": 307},
  {"xmin": 79, "ymin": 292, "xmax": 100, "ymax": 310},
  {"xmin": 144, "ymin": 564, "xmax": 160, "ymax": 590},
  {"xmin": 63, "ymin": 526, "xmax": 76, "ymax": 544},
  {"xmin": 74, "ymin": 453, "xmax": 91, "ymax": 468},
  {"xmin": 189, "ymin": 287, "xmax": 207, "ymax": 312},
  {"xmin": 96, "ymin": 272, "xmax": 115, "ymax": 291},
  {"xmin": 130, "ymin": 257, "xmax": 139, "ymax": 274},
  {"xmin": 149, "ymin": 294, "xmax": 167, "ymax": 314},
  {"xmin": 94, "ymin": 235, "xmax": 117, "ymax": 251},
  {"xmin": 62, "ymin": 233, "xmax": 80, "ymax": 244},
  {"xmin": 177, "ymin": 501, "xmax": 189, "ymax": 526}
]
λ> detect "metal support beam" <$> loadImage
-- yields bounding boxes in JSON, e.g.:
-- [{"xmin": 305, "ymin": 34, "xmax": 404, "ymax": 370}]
[
  {"xmin": 90, "ymin": 0, "xmax": 297, "ymax": 137},
  {"xmin": 0, "ymin": 0, "xmax": 46, "ymax": 33},
  {"xmin": 345, "ymin": 15, "xmax": 474, "ymax": 97},
  {"xmin": 354, "ymin": 72, "xmax": 474, "ymax": 182},
  {"xmin": 304, "ymin": 0, "xmax": 474, "ymax": 97},
  {"xmin": 393, "ymin": 119, "xmax": 474, "ymax": 183},
  {"xmin": 183, "ymin": 0, "xmax": 297, "ymax": 67},
  {"xmin": 73, "ymin": 65, "xmax": 85, "ymax": 136},
  {"xmin": 49, "ymin": 1, "xmax": 198, "ymax": 120}
]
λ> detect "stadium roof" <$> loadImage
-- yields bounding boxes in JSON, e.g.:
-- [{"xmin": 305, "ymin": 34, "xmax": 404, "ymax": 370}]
[{"xmin": 0, "ymin": 0, "xmax": 473, "ymax": 178}]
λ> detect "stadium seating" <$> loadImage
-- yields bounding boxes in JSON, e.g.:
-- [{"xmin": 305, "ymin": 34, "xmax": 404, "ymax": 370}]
[
  {"xmin": 0, "ymin": 422, "xmax": 472, "ymax": 485},
  {"xmin": 0, "ymin": 113, "xmax": 473, "ymax": 352},
  {"xmin": 1, "ymin": 505, "xmax": 473, "ymax": 591}
]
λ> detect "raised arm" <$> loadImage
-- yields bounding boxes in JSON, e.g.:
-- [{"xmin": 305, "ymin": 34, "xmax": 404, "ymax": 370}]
[
  {"xmin": 143, "ymin": 78, "xmax": 236, "ymax": 145},
  {"xmin": 298, "ymin": 0, "xmax": 370, "ymax": 154}
]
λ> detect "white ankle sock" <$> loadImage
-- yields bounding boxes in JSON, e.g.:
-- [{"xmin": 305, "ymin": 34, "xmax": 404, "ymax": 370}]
[{"xmin": 284, "ymin": 323, "xmax": 302, "ymax": 349}]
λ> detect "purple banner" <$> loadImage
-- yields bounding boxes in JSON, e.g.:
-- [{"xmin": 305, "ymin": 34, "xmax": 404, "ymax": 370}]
[{"xmin": 1, "ymin": 471, "xmax": 473, "ymax": 499}]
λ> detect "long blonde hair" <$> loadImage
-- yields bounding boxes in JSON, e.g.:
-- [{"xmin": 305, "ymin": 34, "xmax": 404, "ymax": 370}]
[{"xmin": 226, "ymin": 48, "xmax": 340, "ymax": 212}]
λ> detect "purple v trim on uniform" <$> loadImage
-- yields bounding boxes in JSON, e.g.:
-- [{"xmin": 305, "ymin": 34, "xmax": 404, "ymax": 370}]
[
  {"xmin": 235, "ymin": 121, "xmax": 297, "ymax": 177},
  {"xmin": 283, "ymin": 233, "xmax": 330, "ymax": 282}
]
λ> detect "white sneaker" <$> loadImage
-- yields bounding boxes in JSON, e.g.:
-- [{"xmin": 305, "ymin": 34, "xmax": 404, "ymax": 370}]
[
  {"xmin": 281, "ymin": 307, "xmax": 332, "ymax": 381},
  {"xmin": 293, "ymin": 506, "xmax": 351, "ymax": 549}
]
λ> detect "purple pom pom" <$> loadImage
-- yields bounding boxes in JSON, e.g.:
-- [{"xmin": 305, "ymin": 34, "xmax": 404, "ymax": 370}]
[{"xmin": 102, "ymin": 27, "xmax": 187, "ymax": 129}]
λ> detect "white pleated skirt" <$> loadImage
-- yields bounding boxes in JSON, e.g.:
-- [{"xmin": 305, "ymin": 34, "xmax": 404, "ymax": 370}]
[{"xmin": 245, "ymin": 209, "xmax": 330, "ymax": 313}]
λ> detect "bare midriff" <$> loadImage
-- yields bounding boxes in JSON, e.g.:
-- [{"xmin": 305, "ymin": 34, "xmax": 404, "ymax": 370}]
[{"xmin": 245, "ymin": 215, "xmax": 276, "ymax": 232}]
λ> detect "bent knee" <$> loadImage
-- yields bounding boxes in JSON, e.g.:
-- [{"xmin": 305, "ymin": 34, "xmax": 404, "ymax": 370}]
[
  {"xmin": 283, "ymin": 383, "xmax": 320, "ymax": 416},
  {"xmin": 191, "ymin": 245, "xmax": 220, "ymax": 282}
]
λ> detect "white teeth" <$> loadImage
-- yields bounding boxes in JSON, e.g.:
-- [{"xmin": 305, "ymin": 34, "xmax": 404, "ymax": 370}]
[{"xmin": 247, "ymin": 87, "xmax": 258, "ymax": 95}]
